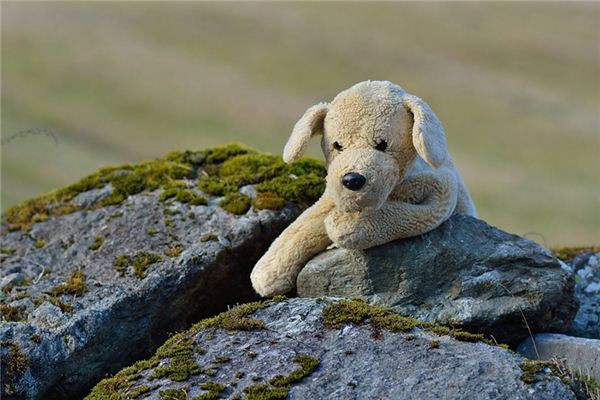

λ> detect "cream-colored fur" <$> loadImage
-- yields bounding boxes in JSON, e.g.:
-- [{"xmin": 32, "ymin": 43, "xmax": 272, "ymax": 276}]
[{"xmin": 251, "ymin": 80, "xmax": 476, "ymax": 297}]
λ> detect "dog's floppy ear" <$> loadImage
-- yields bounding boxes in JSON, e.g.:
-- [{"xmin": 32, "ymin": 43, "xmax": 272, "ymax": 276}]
[
  {"xmin": 402, "ymin": 94, "xmax": 448, "ymax": 168},
  {"xmin": 283, "ymin": 102, "xmax": 328, "ymax": 164}
]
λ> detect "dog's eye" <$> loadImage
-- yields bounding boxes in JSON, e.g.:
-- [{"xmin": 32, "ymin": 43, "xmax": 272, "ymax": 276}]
[
  {"xmin": 333, "ymin": 141, "xmax": 343, "ymax": 151},
  {"xmin": 375, "ymin": 140, "xmax": 387, "ymax": 152}
]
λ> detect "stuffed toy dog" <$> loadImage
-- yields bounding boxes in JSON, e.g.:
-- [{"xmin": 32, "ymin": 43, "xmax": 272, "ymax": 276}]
[{"xmin": 251, "ymin": 80, "xmax": 476, "ymax": 297}]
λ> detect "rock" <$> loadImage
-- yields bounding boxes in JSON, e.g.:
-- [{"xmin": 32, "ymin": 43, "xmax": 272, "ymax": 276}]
[
  {"xmin": 297, "ymin": 214, "xmax": 578, "ymax": 345},
  {"xmin": 86, "ymin": 297, "xmax": 576, "ymax": 400},
  {"xmin": 72, "ymin": 184, "xmax": 114, "ymax": 208},
  {"xmin": 0, "ymin": 196, "xmax": 298, "ymax": 400},
  {"xmin": 566, "ymin": 252, "xmax": 600, "ymax": 338},
  {"xmin": 517, "ymin": 333, "xmax": 600, "ymax": 382},
  {"xmin": 239, "ymin": 184, "xmax": 257, "ymax": 199},
  {"xmin": 0, "ymin": 145, "xmax": 326, "ymax": 400}
]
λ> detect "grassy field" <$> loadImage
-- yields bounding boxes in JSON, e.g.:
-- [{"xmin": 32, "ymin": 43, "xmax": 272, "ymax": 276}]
[{"xmin": 2, "ymin": 2, "xmax": 599, "ymax": 246}]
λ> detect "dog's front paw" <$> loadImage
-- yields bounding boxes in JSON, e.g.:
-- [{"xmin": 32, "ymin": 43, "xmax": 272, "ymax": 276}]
[
  {"xmin": 325, "ymin": 210, "xmax": 368, "ymax": 249},
  {"xmin": 250, "ymin": 255, "xmax": 294, "ymax": 297}
]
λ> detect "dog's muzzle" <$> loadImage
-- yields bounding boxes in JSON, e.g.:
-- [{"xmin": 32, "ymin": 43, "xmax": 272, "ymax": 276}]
[{"xmin": 342, "ymin": 172, "xmax": 366, "ymax": 191}]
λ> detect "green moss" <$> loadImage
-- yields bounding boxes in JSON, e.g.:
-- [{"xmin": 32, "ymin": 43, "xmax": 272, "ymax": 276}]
[
  {"xmin": 161, "ymin": 188, "xmax": 208, "ymax": 206},
  {"xmin": 32, "ymin": 213, "xmax": 49, "ymax": 223},
  {"xmin": 165, "ymin": 149, "xmax": 206, "ymax": 166},
  {"xmin": 193, "ymin": 297, "xmax": 286, "ymax": 331},
  {"xmin": 551, "ymin": 245, "xmax": 600, "ymax": 261},
  {"xmin": 322, "ymin": 299, "xmax": 484, "ymax": 343},
  {"xmin": 252, "ymin": 192, "xmax": 285, "ymax": 211},
  {"xmin": 194, "ymin": 382, "xmax": 226, "ymax": 400},
  {"xmin": 3, "ymin": 343, "xmax": 28, "ymax": 396},
  {"xmin": 268, "ymin": 355, "xmax": 319, "ymax": 387},
  {"xmin": 85, "ymin": 357, "xmax": 159, "ymax": 400},
  {"xmin": 197, "ymin": 176, "xmax": 237, "ymax": 196},
  {"xmin": 6, "ymin": 342, "xmax": 28, "ymax": 378},
  {"xmin": 286, "ymin": 158, "xmax": 326, "ymax": 177},
  {"xmin": 147, "ymin": 228, "xmax": 159, "ymax": 236},
  {"xmin": 160, "ymin": 388, "xmax": 188, "ymax": 399},
  {"xmin": 243, "ymin": 384, "xmax": 288, "ymax": 400},
  {"xmin": 7, "ymin": 292, "xmax": 29, "ymax": 302},
  {"xmin": 203, "ymin": 143, "xmax": 253, "ymax": 164},
  {"xmin": 198, "ymin": 150, "xmax": 324, "ymax": 208},
  {"xmin": 1, "ymin": 248, "xmax": 16, "ymax": 255},
  {"xmin": 114, "ymin": 252, "xmax": 162, "ymax": 278},
  {"xmin": 153, "ymin": 337, "xmax": 203, "ymax": 382},
  {"xmin": 219, "ymin": 193, "xmax": 251, "ymax": 215},
  {"xmin": 166, "ymin": 150, "xmax": 206, "ymax": 166},
  {"xmin": 256, "ymin": 173, "xmax": 324, "ymax": 204},
  {"xmin": 1, "ymin": 304, "xmax": 25, "ymax": 322},
  {"xmin": 48, "ymin": 296, "xmax": 74, "ymax": 313},
  {"xmin": 111, "ymin": 173, "xmax": 146, "ymax": 198},
  {"xmin": 89, "ymin": 236, "xmax": 104, "ymax": 251},
  {"xmin": 50, "ymin": 271, "xmax": 86, "ymax": 297},
  {"xmin": 519, "ymin": 360, "xmax": 565, "ymax": 384},
  {"xmin": 243, "ymin": 354, "xmax": 319, "ymax": 400},
  {"xmin": 165, "ymin": 243, "xmax": 184, "ymax": 257},
  {"xmin": 2, "ymin": 284, "xmax": 13, "ymax": 295},
  {"xmin": 110, "ymin": 210, "xmax": 123, "ymax": 218},
  {"xmin": 165, "ymin": 218, "xmax": 175, "ymax": 227},
  {"xmin": 129, "ymin": 385, "xmax": 155, "ymax": 398},
  {"xmin": 429, "ymin": 340, "xmax": 440, "ymax": 348},
  {"xmin": 164, "ymin": 209, "xmax": 182, "ymax": 216},
  {"xmin": 220, "ymin": 153, "xmax": 287, "ymax": 185},
  {"xmin": 33, "ymin": 240, "xmax": 46, "ymax": 248}
]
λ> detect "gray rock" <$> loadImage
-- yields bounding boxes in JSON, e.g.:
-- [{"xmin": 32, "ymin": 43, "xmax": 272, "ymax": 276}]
[
  {"xmin": 86, "ymin": 297, "xmax": 576, "ymax": 400},
  {"xmin": 71, "ymin": 184, "xmax": 113, "ymax": 208},
  {"xmin": 0, "ymin": 273, "xmax": 26, "ymax": 293},
  {"xmin": 0, "ymin": 190, "xmax": 301, "ymax": 399},
  {"xmin": 517, "ymin": 333, "xmax": 600, "ymax": 382},
  {"xmin": 297, "ymin": 214, "xmax": 578, "ymax": 345},
  {"xmin": 239, "ymin": 184, "xmax": 257, "ymax": 199},
  {"xmin": 29, "ymin": 302, "xmax": 65, "ymax": 330},
  {"xmin": 567, "ymin": 252, "xmax": 600, "ymax": 338}
]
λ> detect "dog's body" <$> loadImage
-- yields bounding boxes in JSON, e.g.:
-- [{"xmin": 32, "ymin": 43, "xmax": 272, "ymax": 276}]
[{"xmin": 251, "ymin": 81, "xmax": 476, "ymax": 297}]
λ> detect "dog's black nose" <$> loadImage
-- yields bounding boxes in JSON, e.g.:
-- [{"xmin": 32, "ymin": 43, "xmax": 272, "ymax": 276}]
[{"xmin": 342, "ymin": 172, "xmax": 366, "ymax": 191}]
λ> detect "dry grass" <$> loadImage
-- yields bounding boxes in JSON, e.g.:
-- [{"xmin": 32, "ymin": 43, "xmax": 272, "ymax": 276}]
[{"xmin": 2, "ymin": 2, "xmax": 599, "ymax": 245}]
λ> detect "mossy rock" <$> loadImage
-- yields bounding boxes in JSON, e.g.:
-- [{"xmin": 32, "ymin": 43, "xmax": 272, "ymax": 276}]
[
  {"xmin": 85, "ymin": 297, "xmax": 576, "ymax": 400},
  {"xmin": 1, "ymin": 143, "xmax": 325, "ymax": 232},
  {"xmin": 86, "ymin": 297, "xmax": 285, "ymax": 399},
  {"xmin": 0, "ymin": 144, "xmax": 323, "ymax": 400}
]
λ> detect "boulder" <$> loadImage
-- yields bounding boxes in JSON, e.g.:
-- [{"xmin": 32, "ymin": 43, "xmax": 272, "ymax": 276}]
[
  {"xmin": 517, "ymin": 333, "xmax": 600, "ymax": 382},
  {"xmin": 0, "ymin": 145, "xmax": 325, "ymax": 400},
  {"xmin": 297, "ymin": 214, "xmax": 578, "ymax": 345},
  {"xmin": 86, "ymin": 297, "xmax": 577, "ymax": 400}
]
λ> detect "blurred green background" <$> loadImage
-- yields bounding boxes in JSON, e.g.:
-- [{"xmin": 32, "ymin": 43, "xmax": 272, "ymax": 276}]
[{"xmin": 2, "ymin": 2, "xmax": 599, "ymax": 246}]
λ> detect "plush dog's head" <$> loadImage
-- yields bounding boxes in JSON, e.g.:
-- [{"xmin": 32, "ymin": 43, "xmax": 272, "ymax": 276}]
[{"xmin": 284, "ymin": 81, "xmax": 449, "ymax": 212}]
